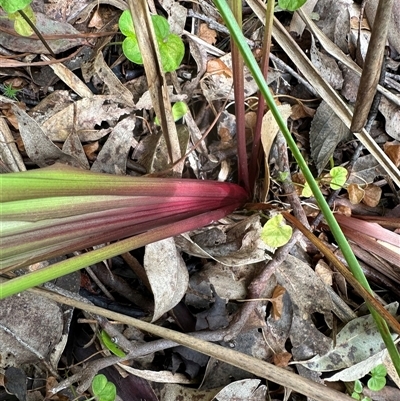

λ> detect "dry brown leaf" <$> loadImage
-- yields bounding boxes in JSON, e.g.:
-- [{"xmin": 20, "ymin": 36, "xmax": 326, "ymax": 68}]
[
  {"xmin": 362, "ymin": 184, "xmax": 382, "ymax": 207},
  {"xmin": 206, "ymin": 58, "xmax": 233, "ymax": 77},
  {"xmin": 273, "ymin": 351, "xmax": 292, "ymax": 367},
  {"xmin": 347, "ymin": 183, "xmax": 365, "ymax": 204},
  {"xmin": 88, "ymin": 8, "xmax": 104, "ymax": 29},
  {"xmin": 315, "ymin": 259, "xmax": 333, "ymax": 286},
  {"xmin": 261, "ymin": 105, "xmax": 292, "ymax": 200},
  {"xmin": 290, "ymin": 102, "xmax": 316, "ymax": 120},
  {"xmin": 199, "ymin": 23, "xmax": 217, "ymax": 45},
  {"xmin": 384, "ymin": 142, "xmax": 400, "ymax": 167},
  {"xmin": 270, "ymin": 285, "xmax": 285, "ymax": 320}
]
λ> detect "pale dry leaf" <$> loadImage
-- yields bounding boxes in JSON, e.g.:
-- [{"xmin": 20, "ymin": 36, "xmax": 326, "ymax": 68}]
[
  {"xmin": 347, "ymin": 154, "xmax": 386, "ymax": 184},
  {"xmin": 314, "ymin": 0, "xmax": 352, "ymax": 53},
  {"xmin": 325, "ymin": 348, "xmax": 388, "ymax": 382},
  {"xmin": 364, "ymin": 0, "xmax": 400, "ymax": 54},
  {"xmin": 0, "ymin": 12, "xmax": 86, "ymax": 54},
  {"xmin": 261, "ymin": 104, "xmax": 292, "ymax": 199},
  {"xmin": 168, "ymin": 2, "xmax": 187, "ymax": 35},
  {"xmin": 175, "ymin": 215, "xmax": 273, "ymax": 266},
  {"xmin": 40, "ymin": 96, "xmax": 134, "ymax": 142},
  {"xmin": 315, "ymin": 259, "xmax": 333, "ymax": 286},
  {"xmin": 41, "ymin": 55, "xmax": 93, "ymax": 99},
  {"xmin": 62, "ymin": 131, "xmax": 90, "ymax": 169},
  {"xmin": 379, "ymin": 97, "xmax": 400, "ymax": 141},
  {"xmin": 0, "ymin": 291, "xmax": 63, "ymax": 369},
  {"xmin": 156, "ymin": 383, "xmax": 219, "ymax": 401},
  {"xmin": 214, "ymin": 379, "xmax": 267, "ymax": 401},
  {"xmin": 91, "ymin": 115, "xmax": 137, "ymax": 174},
  {"xmin": 81, "ymin": 51, "xmax": 135, "ymax": 108},
  {"xmin": 118, "ymin": 363, "xmax": 193, "ymax": 383},
  {"xmin": 299, "ymin": 302, "xmax": 398, "ymax": 372},
  {"xmin": 310, "ymin": 101, "xmax": 351, "ymax": 174},
  {"xmin": 310, "ymin": 36, "xmax": 344, "ymax": 90},
  {"xmin": 143, "ymin": 238, "xmax": 189, "ymax": 322},
  {"xmin": 276, "ymin": 254, "xmax": 334, "ymax": 329},
  {"xmin": 12, "ymin": 105, "xmax": 83, "ymax": 168}
]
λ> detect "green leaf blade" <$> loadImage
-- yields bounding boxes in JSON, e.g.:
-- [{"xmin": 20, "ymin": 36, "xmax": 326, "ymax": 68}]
[
  {"xmin": 329, "ymin": 166, "xmax": 347, "ymax": 190},
  {"xmin": 261, "ymin": 214, "xmax": 292, "ymax": 248},
  {"xmin": 118, "ymin": 10, "xmax": 135, "ymax": 36},
  {"xmin": 158, "ymin": 33, "xmax": 185, "ymax": 72},
  {"xmin": 0, "ymin": 0, "xmax": 32, "ymax": 13},
  {"xmin": 122, "ymin": 36, "xmax": 142, "ymax": 65},
  {"xmin": 278, "ymin": 0, "xmax": 308, "ymax": 12}
]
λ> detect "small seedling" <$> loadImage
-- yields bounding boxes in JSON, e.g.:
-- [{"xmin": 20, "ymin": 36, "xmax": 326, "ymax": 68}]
[
  {"xmin": 88, "ymin": 374, "xmax": 116, "ymax": 401},
  {"xmin": 99, "ymin": 330, "xmax": 126, "ymax": 358},
  {"xmin": 0, "ymin": 0, "xmax": 36, "ymax": 36},
  {"xmin": 118, "ymin": 10, "xmax": 185, "ymax": 73},
  {"xmin": 301, "ymin": 166, "xmax": 348, "ymax": 197},
  {"xmin": 154, "ymin": 101, "xmax": 188, "ymax": 125},
  {"xmin": 276, "ymin": 0, "xmax": 308, "ymax": 12},
  {"xmin": 261, "ymin": 213, "xmax": 293, "ymax": 248},
  {"xmin": 1, "ymin": 83, "xmax": 20, "ymax": 100},
  {"xmin": 351, "ymin": 364, "xmax": 387, "ymax": 401}
]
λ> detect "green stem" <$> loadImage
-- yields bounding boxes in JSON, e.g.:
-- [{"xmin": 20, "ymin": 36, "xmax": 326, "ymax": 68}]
[{"xmin": 212, "ymin": 0, "xmax": 400, "ymax": 375}]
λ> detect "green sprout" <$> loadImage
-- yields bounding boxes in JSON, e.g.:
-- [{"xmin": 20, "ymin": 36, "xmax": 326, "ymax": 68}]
[
  {"xmin": 118, "ymin": 10, "xmax": 185, "ymax": 72},
  {"xmin": 88, "ymin": 374, "xmax": 116, "ymax": 401},
  {"xmin": 0, "ymin": 0, "xmax": 35, "ymax": 36},
  {"xmin": 1, "ymin": 83, "xmax": 20, "ymax": 100},
  {"xmin": 351, "ymin": 364, "xmax": 387, "ymax": 400},
  {"xmin": 301, "ymin": 166, "xmax": 348, "ymax": 197},
  {"xmin": 154, "ymin": 101, "xmax": 188, "ymax": 125},
  {"xmin": 275, "ymin": 0, "xmax": 308, "ymax": 12},
  {"xmin": 99, "ymin": 330, "xmax": 126, "ymax": 358},
  {"xmin": 261, "ymin": 213, "xmax": 293, "ymax": 248}
]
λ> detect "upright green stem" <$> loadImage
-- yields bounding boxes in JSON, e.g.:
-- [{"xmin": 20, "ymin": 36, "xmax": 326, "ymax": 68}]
[{"xmin": 212, "ymin": 0, "xmax": 400, "ymax": 375}]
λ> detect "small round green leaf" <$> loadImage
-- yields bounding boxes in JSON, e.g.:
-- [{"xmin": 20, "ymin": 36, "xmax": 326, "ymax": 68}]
[
  {"xmin": 329, "ymin": 166, "xmax": 347, "ymax": 190},
  {"xmin": 371, "ymin": 364, "xmax": 387, "ymax": 378},
  {"xmin": 152, "ymin": 14, "xmax": 170, "ymax": 40},
  {"xmin": 99, "ymin": 382, "xmax": 117, "ymax": 401},
  {"xmin": 12, "ymin": 5, "xmax": 35, "ymax": 36},
  {"xmin": 351, "ymin": 393, "xmax": 361, "ymax": 400},
  {"xmin": 122, "ymin": 36, "xmax": 142, "ymax": 65},
  {"xmin": 92, "ymin": 374, "xmax": 116, "ymax": 401},
  {"xmin": 354, "ymin": 380, "xmax": 363, "ymax": 394},
  {"xmin": 301, "ymin": 181, "xmax": 313, "ymax": 197},
  {"xmin": 92, "ymin": 374, "xmax": 108, "ymax": 395},
  {"xmin": 278, "ymin": 0, "xmax": 308, "ymax": 12},
  {"xmin": 367, "ymin": 375, "xmax": 386, "ymax": 392},
  {"xmin": 171, "ymin": 102, "xmax": 188, "ymax": 121},
  {"xmin": 158, "ymin": 33, "xmax": 185, "ymax": 72},
  {"xmin": 261, "ymin": 214, "xmax": 293, "ymax": 248},
  {"xmin": 0, "ymin": 0, "xmax": 32, "ymax": 13},
  {"xmin": 118, "ymin": 10, "xmax": 135, "ymax": 37}
]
